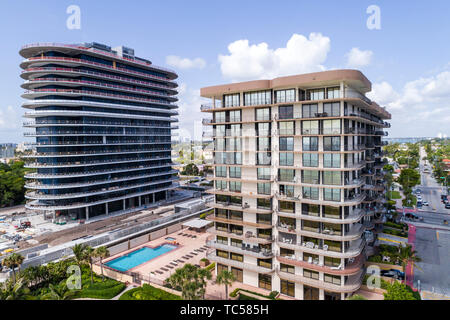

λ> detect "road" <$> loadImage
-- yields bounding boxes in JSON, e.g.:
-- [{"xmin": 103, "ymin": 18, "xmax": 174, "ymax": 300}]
[{"xmin": 410, "ymin": 147, "xmax": 450, "ymax": 298}]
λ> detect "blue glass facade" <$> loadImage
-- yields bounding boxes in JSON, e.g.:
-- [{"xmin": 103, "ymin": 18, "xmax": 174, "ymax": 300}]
[{"xmin": 20, "ymin": 43, "xmax": 179, "ymax": 220}]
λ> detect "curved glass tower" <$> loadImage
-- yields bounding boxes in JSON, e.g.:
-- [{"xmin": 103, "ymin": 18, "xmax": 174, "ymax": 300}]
[{"xmin": 20, "ymin": 43, "xmax": 179, "ymax": 220}]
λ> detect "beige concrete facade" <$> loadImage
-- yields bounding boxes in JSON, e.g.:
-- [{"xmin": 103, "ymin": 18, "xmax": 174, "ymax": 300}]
[{"xmin": 201, "ymin": 70, "xmax": 391, "ymax": 300}]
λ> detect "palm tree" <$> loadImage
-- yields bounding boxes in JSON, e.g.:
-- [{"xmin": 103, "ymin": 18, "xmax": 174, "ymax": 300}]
[
  {"xmin": 41, "ymin": 283, "xmax": 77, "ymax": 300},
  {"xmin": 215, "ymin": 270, "xmax": 236, "ymax": 300},
  {"xmin": 166, "ymin": 264, "xmax": 212, "ymax": 300},
  {"xmin": 85, "ymin": 246, "xmax": 95, "ymax": 284},
  {"xmin": 1, "ymin": 276, "xmax": 31, "ymax": 300},
  {"xmin": 93, "ymin": 246, "xmax": 109, "ymax": 281},
  {"xmin": 397, "ymin": 244, "xmax": 422, "ymax": 273},
  {"xmin": 71, "ymin": 243, "xmax": 88, "ymax": 267},
  {"xmin": 1, "ymin": 253, "xmax": 25, "ymax": 284}
]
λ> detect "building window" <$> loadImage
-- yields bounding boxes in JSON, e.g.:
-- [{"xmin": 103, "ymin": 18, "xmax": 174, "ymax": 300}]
[
  {"xmin": 258, "ymin": 137, "xmax": 271, "ymax": 151},
  {"xmin": 302, "ymin": 170, "xmax": 320, "ymax": 184},
  {"xmin": 227, "ymin": 138, "xmax": 241, "ymax": 151},
  {"xmin": 257, "ymin": 122, "xmax": 270, "ymax": 136},
  {"xmin": 216, "ymin": 180, "xmax": 227, "ymax": 190},
  {"xmin": 304, "ymin": 285, "xmax": 319, "ymax": 300},
  {"xmin": 224, "ymin": 94, "xmax": 239, "ymax": 107},
  {"xmin": 257, "ymin": 183, "xmax": 271, "ymax": 195},
  {"xmin": 302, "ymin": 153, "xmax": 319, "ymax": 167},
  {"xmin": 217, "ymin": 263, "xmax": 228, "ymax": 274},
  {"xmin": 280, "ymin": 279, "xmax": 295, "ymax": 297},
  {"xmin": 230, "ymin": 238, "xmax": 242, "ymax": 247},
  {"xmin": 302, "ymin": 203, "xmax": 319, "ymax": 216},
  {"xmin": 231, "ymin": 267, "xmax": 243, "ymax": 283},
  {"xmin": 279, "ymin": 169, "xmax": 295, "ymax": 182},
  {"xmin": 324, "ymin": 256, "xmax": 341, "ymax": 267},
  {"xmin": 279, "ymin": 185, "xmax": 294, "ymax": 197},
  {"xmin": 257, "ymin": 213, "xmax": 272, "ymax": 225},
  {"xmin": 256, "ymin": 108, "xmax": 271, "ymax": 121},
  {"xmin": 326, "ymin": 87, "xmax": 340, "ymax": 99},
  {"xmin": 216, "ymin": 236, "xmax": 228, "ymax": 245},
  {"xmin": 215, "ymin": 111, "xmax": 226, "ymax": 123},
  {"xmin": 279, "ymin": 121, "xmax": 294, "ymax": 135},
  {"xmin": 278, "ymin": 105, "xmax": 294, "ymax": 119},
  {"xmin": 230, "ymin": 252, "xmax": 243, "ymax": 262},
  {"xmin": 279, "ymin": 137, "xmax": 294, "ymax": 151},
  {"xmin": 323, "ymin": 153, "xmax": 341, "ymax": 168},
  {"xmin": 323, "ymin": 188, "xmax": 341, "ymax": 202},
  {"xmin": 229, "ymin": 181, "xmax": 241, "ymax": 193},
  {"xmin": 323, "ymin": 136, "xmax": 340, "ymax": 151},
  {"xmin": 229, "ymin": 110, "xmax": 241, "ymax": 122},
  {"xmin": 302, "ymin": 136, "xmax": 318, "ymax": 151},
  {"xmin": 302, "ymin": 104, "xmax": 318, "ymax": 118},
  {"xmin": 307, "ymin": 89, "xmax": 325, "ymax": 101},
  {"xmin": 229, "ymin": 166, "xmax": 241, "ymax": 178},
  {"xmin": 302, "ymin": 120, "xmax": 319, "ymax": 135},
  {"xmin": 324, "ymin": 274, "xmax": 341, "ymax": 285},
  {"xmin": 257, "ymin": 167, "xmax": 271, "ymax": 180},
  {"xmin": 215, "ymin": 166, "xmax": 227, "ymax": 177},
  {"xmin": 323, "ymin": 102, "xmax": 340, "ymax": 116},
  {"xmin": 258, "ymin": 274, "xmax": 272, "ymax": 290},
  {"xmin": 303, "ymin": 269, "xmax": 319, "ymax": 280},
  {"xmin": 323, "ymin": 206, "xmax": 341, "ymax": 219},
  {"xmin": 323, "ymin": 171, "xmax": 341, "ymax": 185},
  {"xmin": 280, "ymin": 263, "xmax": 295, "ymax": 274},
  {"xmin": 303, "ymin": 187, "xmax": 319, "ymax": 200},
  {"xmin": 279, "ymin": 153, "xmax": 294, "ymax": 166},
  {"xmin": 279, "ymin": 201, "xmax": 295, "ymax": 213},
  {"xmin": 217, "ymin": 250, "xmax": 229, "ymax": 259},
  {"xmin": 276, "ymin": 89, "xmax": 295, "ymax": 103},
  {"xmin": 245, "ymin": 90, "xmax": 272, "ymax": 106},
  {"xmin": 257, "ymin": 152, "xmax": 271, "ymax": 165},
  {"xmin": 257, "ymin": 198, "xmax": 272, "ymax": 209},
  {"xmin": 322, "ymin": 119, "xmax": 341, "ymax": 134}
]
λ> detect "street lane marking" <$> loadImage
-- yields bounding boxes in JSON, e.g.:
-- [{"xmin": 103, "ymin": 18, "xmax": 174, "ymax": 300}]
[{"xmin": 378, "ymin": 237, "xmax": 404, "ymax": 244}]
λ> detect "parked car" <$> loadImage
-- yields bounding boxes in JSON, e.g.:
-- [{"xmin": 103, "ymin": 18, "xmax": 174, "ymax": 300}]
[
  {"xmin": 445, "ymin": 203, "xmax": 450, "ymax": 209},
  {"xmin": 422, "ymin": 201, "xmax": 429, "ymax": 206},
  {"xmin": 380, "ymin": 269, "xmax": 405, "ymax": 280},
  {"xmin": 403, "ymin": 212, "xmax": 424, "ymax": 221}
]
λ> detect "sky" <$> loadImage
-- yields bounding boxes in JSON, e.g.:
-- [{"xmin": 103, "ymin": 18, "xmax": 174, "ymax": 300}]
[{"xmin": 0, "ymin": 0, "xmax": 449, "ymax": 143}]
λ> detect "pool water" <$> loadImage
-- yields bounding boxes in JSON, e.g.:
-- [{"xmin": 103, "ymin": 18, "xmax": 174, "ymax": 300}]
[
  {"xmin": 105, "ymin": 244, "xmax": 177, "ymax": 272},
  {"xmin": 165, "ymin": 237, "xmax": 176, "ymax": 241}
]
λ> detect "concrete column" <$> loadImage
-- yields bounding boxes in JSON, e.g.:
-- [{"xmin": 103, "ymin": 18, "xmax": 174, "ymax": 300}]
[
  {"xmin": 85, "ymin": 207, "xmax": 89, "ymax": 221},
  {"xmin": 319, "ymin": 288, "xmax": 325, "ymax": 300},
  {"xmin": 123, "ymin": 199, "xmax": 126, "ymax": 210},
  {"xmin": 105, "ymin": 203, "xmax": 109, "ymax": 215},
  {"xmin": 138, "ymin": 196, "xmax": 141, "ymax": 207},
  {"xmin": 152, "ymin": 193, "xmax": 155, "ymax": 203}
]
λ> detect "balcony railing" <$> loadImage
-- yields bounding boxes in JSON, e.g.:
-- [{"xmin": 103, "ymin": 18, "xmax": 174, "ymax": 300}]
[{"xmin": 206, "ymin": 251, "xmax": 275, "ymax": 274}]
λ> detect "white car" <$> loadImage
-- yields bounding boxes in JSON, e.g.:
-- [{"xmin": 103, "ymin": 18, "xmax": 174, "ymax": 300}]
[{"xmin": 423, "ymin": 201, "xmax": 429, "ymax": 206}]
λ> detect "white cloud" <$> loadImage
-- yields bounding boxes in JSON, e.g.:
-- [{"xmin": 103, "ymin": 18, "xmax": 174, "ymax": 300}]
[
  {"xmin": 368, "ymin": 70, "xmax": 450, "ymax": 137},
  {"xmin": 346, "ymin": 48, "xmax": 373, "ymax": 68},
  {"xmin": 218, "ymin": 33, "xmax": 331, "ymax": 82},
  {"xmin": 0, "ymin": 105, "xmax": 20, "ymax": 130},
  {"xmin": 165, "ymin": 55, "xmax": 206, "ymax": 70}
]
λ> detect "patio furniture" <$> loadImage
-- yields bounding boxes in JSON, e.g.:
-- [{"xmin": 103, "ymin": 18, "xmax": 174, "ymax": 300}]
[
  {"xmin": 330, "ymin": 263, "xmax": 343, "ymax": 270},
  {"xmin": 323, "ymin": 245, "xmax": 328, "ymax": 251}
]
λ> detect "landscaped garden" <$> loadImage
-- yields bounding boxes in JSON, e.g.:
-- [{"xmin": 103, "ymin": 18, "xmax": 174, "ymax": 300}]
[{"xmin": 119, "ymin": 283, "xmax": 180, "ymax": 300}]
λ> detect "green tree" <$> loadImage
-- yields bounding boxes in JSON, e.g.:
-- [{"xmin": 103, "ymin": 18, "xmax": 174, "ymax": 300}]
[
  {"xmin": 346, "ymin": 294, "xmax": 368, "ymax": 300},
  {"xmin": 41, "ymin": 283, "xmax": 77, "ymax": 300},
  {"xmin": 85, "ymin": 246, "xmax": 95, "ymax": 284},
  {"xmin": 1, "ymin": 253, "xmax": 25, "ymax": 284},
  {"xmin": 383, "ymin": 282, "xmax": 416, "ymax": 300},
  {"xmin": 396, "ymin": 244, "xmax": 422, "ymax": 273},
  {"xmin": 215, "ymin": 269, "xmax": 236, "ymax": 300},
  {"xmin": 398, "ymin": 169, "xmax": 421, "ymax": 189},
  {"xmin": 166, "ymin": 264, "xmax": 212, "ymax": 300},
  {"xmin": 0, "ymin": 276, "xmax": 31, "ymax": 300},
  {"xmin": 181, "ymin": 163, "xmax": 199, "ymax": 176},
  {"xmin": 71, "ymin": 243, "xmax": 88, "ymax": 268},
  {"xmin": 93, "ymin": 246, "xmax": 110, "ymax": 281}
]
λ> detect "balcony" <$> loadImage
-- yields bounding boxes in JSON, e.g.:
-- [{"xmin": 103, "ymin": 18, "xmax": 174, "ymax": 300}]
[
  {"xmin": 207, "ymin": 227, "xmax": 274, "ymax": 244},
  {"xmin": 277, "ymin": 223, "xmax": 364, "ymax": 241},
  {"xmin": 276, "ymin": 252, "xmax": 364, "ymax": 276},
  {"xmin": 276, "ymin": 268, "xmax": 364, "ymax": 293},
  {"xmin": 205, "ymin": 215, "xmax": 272, "ymax": 229},
  {"xmin": 206, "ymin": 240, "xmax": 274, "ymax": 259},
  {"xmin": 276, "ymin": 237, "xmax": 365, "ymax": 259},
  {"xmin": 206, "ymin": 251, "xmax": 275, "ymax": 274}
]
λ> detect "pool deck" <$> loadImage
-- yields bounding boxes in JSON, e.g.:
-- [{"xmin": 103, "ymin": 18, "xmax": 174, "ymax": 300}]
[{"xmin": 102, "ymin": 229, "xmax": 210, "ymax": 282}]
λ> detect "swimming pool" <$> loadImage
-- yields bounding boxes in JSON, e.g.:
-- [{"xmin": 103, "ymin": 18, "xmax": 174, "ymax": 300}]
[
  {"xmin": 105, "ymin": 244, "xmax": 177, "ymax": 272},
  {"xmin": 165, "ymin": 237, "xmax": 176, "ymax": 241}
]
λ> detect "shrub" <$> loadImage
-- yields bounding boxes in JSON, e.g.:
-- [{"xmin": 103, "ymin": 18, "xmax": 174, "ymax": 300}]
[
  {"xmin": 384, "ymin": 222, "xmax": 408, "ymax": 230},
  {"xmin": 229, "ymin": 288, "xmax": 240, "ymax": 298},
  {"xmin": 346, "ymin": 294, "xmax": 368, "ymax": 300},
  {"xmin": 204, "ymin": 262, "xmax": 215, "ymax": 271},
  {"xmin": 268, "ymin": 291, "xmax": 279, "ymax": 299},
  {"xmin": 383, "ymin": 228, "xmax": 408, "ymax": 238},
  {"xmin": 119, "ymin": 284, "xmax": 180, "ymax": 300}
]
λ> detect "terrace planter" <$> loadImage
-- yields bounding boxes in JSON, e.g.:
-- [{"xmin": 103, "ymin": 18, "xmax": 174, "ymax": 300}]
[{"xmin": 199, "ymin": 259, "xmax": 210, "ymax": 267}]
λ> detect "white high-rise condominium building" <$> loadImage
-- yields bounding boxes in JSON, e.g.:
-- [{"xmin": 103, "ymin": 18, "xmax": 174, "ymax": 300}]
[{"xmin": 200, "ymin": 70, "xmax": 391, "ymax": 300}]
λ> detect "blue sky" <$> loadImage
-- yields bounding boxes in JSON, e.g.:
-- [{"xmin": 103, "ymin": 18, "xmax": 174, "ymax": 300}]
[{"xmin": 1, "ymin": 0, "xmax": 450, "ymax": 143}]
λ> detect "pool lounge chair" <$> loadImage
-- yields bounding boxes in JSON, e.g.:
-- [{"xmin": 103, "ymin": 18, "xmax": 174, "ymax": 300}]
[
  {"xmin": 161, "ymin": 267, "xmax": 169, "ymax": 272},
  {"xmin": 166, "ymin": 265, "xmax": 174, "ymax": 269}
]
